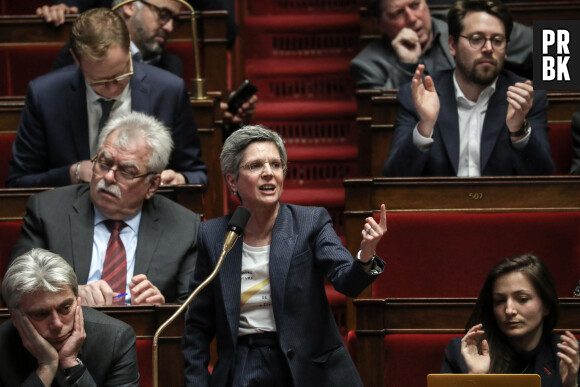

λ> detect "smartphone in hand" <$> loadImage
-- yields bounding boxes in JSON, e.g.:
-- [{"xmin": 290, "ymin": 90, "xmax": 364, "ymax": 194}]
[{"xmin": 227, "ymin": 80, "xmax": 258, "ymax": 114}]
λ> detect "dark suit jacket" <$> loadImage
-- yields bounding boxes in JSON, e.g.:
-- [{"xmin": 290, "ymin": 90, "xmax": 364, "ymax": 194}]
[
  {"xmin": 10, "ymin": 184, "xmax": 200, "ymax": 303},
  {"xmin": 182, "ymin": 203, "xmax": 385, "ymax": 387},
  {"xmin": 6, "ymin": 62, "xmax": 207, "ymax": 187},
  {"xmin": 441, "ymin": 334, "xmax": 580, "ymax": 387},
  {"xmin": 0, "ymin": 307, "xmax": 139, "ymax": 387},
  {"xmin": 569, "ymin": 111, "xmax": 580, "ymax": 174},
  {"xmin": 383, "ymin": 69, "xmax": 556, "ymax": 176}
]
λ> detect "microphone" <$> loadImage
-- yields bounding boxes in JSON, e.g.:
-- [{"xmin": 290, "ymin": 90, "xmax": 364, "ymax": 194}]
[
  {"xmin": 152, "ymin": 206, "xmax": 250, "ymax": 387},
  {"xmin": 221, "ymin": 206, "xmax": 251, "ymax": 257}
]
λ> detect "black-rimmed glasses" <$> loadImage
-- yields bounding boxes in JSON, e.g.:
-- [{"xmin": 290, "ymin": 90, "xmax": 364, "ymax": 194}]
[
  {"xmin": 140, "ymin": 0, "xmax": 183, "ymax": 29},
  {"xmin": 459, "ymin": 34, "xmax": 507, "ymax": 50}
]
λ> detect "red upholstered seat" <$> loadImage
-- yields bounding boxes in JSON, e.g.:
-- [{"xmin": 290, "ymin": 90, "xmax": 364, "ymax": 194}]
[
  {"xmin": 0, "ymin": 133, "xmax": 15, "ymax": 187},
  {"xmin": 549, "ymin": 123, "xmax": 573, "ymax": 175},
  {"xmin": 0, "ymin": 221, "xmax": 23, "ymax": 306},
  {"xmin": 371, "ymin": 211, "xmax": 580, "ymax": 298},
  {"xmin": 136, "ymin": 340, "xmax": 153, "ymax": 387}
]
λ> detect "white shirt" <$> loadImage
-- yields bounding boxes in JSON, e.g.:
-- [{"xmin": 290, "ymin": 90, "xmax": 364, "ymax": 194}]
[
  {"xmin": 89, "ymin": 207, "xmax": 142, "ymax": 303},
  {"xmin": 238, "ymin": 243, "xmax": 276, "ymax": 336}
]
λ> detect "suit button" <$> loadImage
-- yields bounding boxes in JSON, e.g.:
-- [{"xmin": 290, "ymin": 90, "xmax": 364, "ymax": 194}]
[{"xmin": 286, "ymin": 349, "xmax": 295, "ymax": 359}]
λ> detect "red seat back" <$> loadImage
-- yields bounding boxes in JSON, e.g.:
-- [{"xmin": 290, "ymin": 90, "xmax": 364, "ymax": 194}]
[{"xmin": 549, "ymin": 123, "xmax": 573, "ymax": 175}]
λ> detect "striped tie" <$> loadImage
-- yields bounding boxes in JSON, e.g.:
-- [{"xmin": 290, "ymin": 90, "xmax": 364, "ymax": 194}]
[{"xmin": 102, "ymin": 220, "xmax": 127, "ymax": 304}]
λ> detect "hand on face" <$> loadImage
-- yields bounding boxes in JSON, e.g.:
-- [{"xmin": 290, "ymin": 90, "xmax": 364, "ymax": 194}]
[
  {"xmin": 557, "ymin": 330, "xmax": 580, "ymax": 387},
  {"xmin": 57, "ymin": 298, "xmax": 86, "ymax": 369},
  {"xmin": 506, "ymin": 80, "xmax": 534, "ymax": 136},
  {"xmin": 392, "ymin": 27, "xmax": 422, "ymax": 64},
  {"xmin": 359, "ymin": 204, "xmax": 387, "ymax": 262},
  {"xmin": 11, "ymin": 309, "xmax": 59, "ymax": 370},
  {"xmin": 129, "ymin": 274, "xmax": 165, "ymax": 305},
  {"xmin": 460, "ymin": 323, "xmax": 490, "ymax": 374},
  {"xmin": 411, "ymin": 64, "xmax": 439, "ymax": 137}
]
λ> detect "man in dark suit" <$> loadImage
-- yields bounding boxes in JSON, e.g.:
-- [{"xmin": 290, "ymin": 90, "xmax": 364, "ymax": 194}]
[
  {"xmin": 383, "ymin": 0, "xmax": 555, "ymax": 177},
  {"xmin": 6, "ymin": 7, "xmax": 207, "ymax": 188},
  {"xmin": 0, "ymin": 248, "xmax": 139, "ymax": 386},
  {"xmin": 11, "ymin": 111, "xmax": 200, "ymax": 306}
]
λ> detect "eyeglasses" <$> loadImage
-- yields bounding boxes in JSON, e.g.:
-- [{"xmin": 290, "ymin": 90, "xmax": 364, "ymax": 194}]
[
  {"xmin": 459, "ymin": 34, "xmax": 507, "ymax": 50},
  {"xmin": 140, "ymin": 0, "xmax": 183, "ymax": 29},
  {"xmin": 87, "ymin": 55, "xmax": 134, "ymax": 87},
  {"xmin": 91, "ymin": 153, "xmax": 156, "ymax": 182},
  {"xmin": 239, "ymin": 159, "xmax": 287, "ymax": 175}
]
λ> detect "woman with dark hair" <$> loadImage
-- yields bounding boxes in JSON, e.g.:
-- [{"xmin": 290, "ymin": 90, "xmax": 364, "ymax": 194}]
[{"xmin": 441, "ymin": 254, "xmax": 579, "ymax": 386}]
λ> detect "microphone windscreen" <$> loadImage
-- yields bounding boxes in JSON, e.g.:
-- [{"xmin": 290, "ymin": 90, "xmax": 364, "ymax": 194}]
[{"xmin": 227, "ymin": 206, "xmax": 251, "ymax": 235}]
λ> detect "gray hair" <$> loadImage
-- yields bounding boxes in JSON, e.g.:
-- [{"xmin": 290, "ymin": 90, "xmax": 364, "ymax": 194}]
[
  {"xmin": 2, "ymin": 248, "xmax": 79, "ymax": 310},
  {"xmin": 112, "ymin": 0, "xmax": 144, "ymax": 14},
  {"xmin": 98, "ymin": 112, "xmax": 174, "ymax": 175},
  {"xmin": 220, "ymin": 125, "xmax": 287, "ymax": 181}
]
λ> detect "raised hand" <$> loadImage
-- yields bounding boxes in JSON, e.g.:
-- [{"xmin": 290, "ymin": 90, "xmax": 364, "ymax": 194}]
[
  {"xmin": 506, "ymin": 80, "xmax": 534, "ymax": 138},
  {"xmin": 557, "ymin": 330, "xmax": 580, "ymax": 387},
  {"xmin": 460, "ymin": 324, "xmax": 490, "ymax": 374},
  {"xmin": 359, "ymin": 204, "xmax": 387, "ymax": 263},
  {"xmin": 411, "ymin": 64, "xmax": 439, "ymax": 138}
]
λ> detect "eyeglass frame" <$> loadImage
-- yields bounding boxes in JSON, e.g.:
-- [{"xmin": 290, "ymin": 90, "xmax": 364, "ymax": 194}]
[
  {"xmin": 458, "ymin": 34, "xmax": 507, "ymax": 50},
  {"xmin": 91, "ymin": 153, "xmax": 157, "ymax": 182},
  {"xmin": 239, "ymin": 159, "xmax": 287, "ymax": 175},
  {"xmin": 139, "ymin": 0, "xmax": 183, "ymax": 28},
  {"xmin": 87, "ymin": 55, "xmax": 134, "ymax": 87}
]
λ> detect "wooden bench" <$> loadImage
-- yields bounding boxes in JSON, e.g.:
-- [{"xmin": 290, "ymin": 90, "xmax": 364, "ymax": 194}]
[
  {"xmin": 0, "ymin": 94, "xmax": 225, "ymax": 219},
  {"xmin": 350, "ymin": 297, "xmax": 580, "ymax": 387},
  {"xmin": 356, "ymin": 90, "xmax": 580, "ymax": 176},
  {"xmin": 0, "ymin": 12, "xmax": 228, "ymax": 97}
]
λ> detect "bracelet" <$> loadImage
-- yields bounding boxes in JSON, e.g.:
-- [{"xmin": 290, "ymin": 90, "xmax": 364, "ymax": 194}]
[{"xmin": 74, "ymin": 162, "xmax": 81, "ymax": 183}]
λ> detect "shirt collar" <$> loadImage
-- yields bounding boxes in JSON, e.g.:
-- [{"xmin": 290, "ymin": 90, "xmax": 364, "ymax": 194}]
[
  {"xmin": 93, "ymin": 205, "xmax": 142, "ymax": 234},
  {"xmin": 452, "ymin": 70, "xmax": 497, "ymax": 106}
]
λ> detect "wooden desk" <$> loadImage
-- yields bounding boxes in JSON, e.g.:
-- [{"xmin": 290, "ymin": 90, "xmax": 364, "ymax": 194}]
[
  {"xmin": 0, "ymin": 304, "xmax": 186, "ymax": 387},
  {"xmin": 343, "ymin": 176, "xmax": 580, "ymax": 329},
  {"xmin": 352, "ymin": 297, "xmax": 580, "ymax": 387},
  {"xmin": 0, "ymin": 184, "xmax": 204, "ymax": 221},
  {"xmin": 0, "ymin": 95, "xmax": 224, "ymax": 219},
  {"xmin": 0, "ymin": 11, "xmax": 228, "ymax": 96}
]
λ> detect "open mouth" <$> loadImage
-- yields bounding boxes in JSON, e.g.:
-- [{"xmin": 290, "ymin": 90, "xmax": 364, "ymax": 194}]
[{"xmin": 259, "ymin": 185, "xmax": 275, "ymax": 192}]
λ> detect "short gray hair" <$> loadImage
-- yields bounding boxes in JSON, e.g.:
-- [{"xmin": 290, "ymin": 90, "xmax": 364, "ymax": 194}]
[
  {"xmin": 112, "ymin": 0, "xmax": 144, "ymax": 14},
  {"xmin": 220, "ymin": 125, "xmax": 287, "ymax": 181},
  {"xmin": 2, "ymin": 248, "xmax": 79, "ymax": 310},
  {"xmin": 98, "ymin": 112, "xmax": 174, "ymax": 175}
]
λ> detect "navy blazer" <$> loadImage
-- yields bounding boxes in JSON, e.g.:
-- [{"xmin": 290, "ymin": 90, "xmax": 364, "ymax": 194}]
[
  {"xmin": 383, "ymin": 69, "xmax": 556, "ymax": 176},
  {"xmin": 441, "ymin": 334, "xmax": 580, "ymax": 387},
  {"xmin": 10, "ymin": 184, "xmax": 200, "ymax": 303},
  {"xmin": 7, "ymin": 62, "xmax": 207, "ymax": 187},
  {"xmin": 0, "ymin": 307, "xmax": 139, "ymax": 387},
  {"xmin": 182, "ymin": 203, "xmax": 384, "ymax": 387}
]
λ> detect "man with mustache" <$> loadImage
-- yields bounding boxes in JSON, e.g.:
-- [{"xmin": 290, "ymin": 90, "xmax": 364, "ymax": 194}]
[
  {"xmin": 10, "ymin": 112, "xmax": 200, "ymax": 307},
  {"xmin": 6, "ymin": 8, "xmax": 207, "ymax": 188},
  {"xmin": 383, "ymin": 0, "xmax": 555, "ymax": 177},
  {"xmin": 0, "ymin": 248, "xmax": 139, "ymax": 386},
  {"xmin": 350, "ymin": 0, "xmax": 534, "ymax": 89}
]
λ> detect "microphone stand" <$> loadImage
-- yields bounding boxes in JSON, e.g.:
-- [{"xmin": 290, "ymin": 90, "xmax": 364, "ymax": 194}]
[
  {"xmin": 152, "ymin": 230, "xmax": 241, "ymax": 387},
  {"xmin": 111, "ymin": 0, "xmax": 207, "ymax": 99}
]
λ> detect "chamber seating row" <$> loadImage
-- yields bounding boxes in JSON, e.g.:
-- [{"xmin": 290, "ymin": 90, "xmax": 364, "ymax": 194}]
[
  {"xmin": 0, "ymin": 12, "xmax": 228, "ymax": 97},
  {"xmin": 355, "ymin": 90, "xmax": 580, "ymax": 177},
  {"xmin": 343, "ymin": 176, "xmax": 580, "ymax": 386}
]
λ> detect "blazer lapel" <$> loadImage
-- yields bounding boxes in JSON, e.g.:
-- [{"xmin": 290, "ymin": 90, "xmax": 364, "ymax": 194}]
[
  {"xmin": 67, "ymin": 69, "xmax": 91, "ymax": 159},
  {"xmin": 435, "ymin": 72, "xmax": 461, "ymax": 174},
  {"xmin": 69, "ymin": 188, "xmax": 95, "ymax": 284},
  {"xmin": 268, "ymin": 204, "xmax": 297, "ymax": 321},
  {"xmin": 134, "ymin": 199, "xmax": 161, "ymax": 275},
  {"xmin": 219, "ymin": 232, "xmax": 243, "ymax": 343},
  {"xmin": 533, "ymin": 335, "xmax": 560, "ymax": 387},
  {"xmin": 480, "ymin": 74, "xmax": 509, "ymax": 172}
]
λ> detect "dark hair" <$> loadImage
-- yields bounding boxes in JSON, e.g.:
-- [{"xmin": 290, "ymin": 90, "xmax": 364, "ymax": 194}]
[
  {"xmin": 447, "ymin": 0, "xmax": 513, "ymax": 43},
  {"xmin": 466, "ymin": 254, "xmax": 559, "ymax": 373}
]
